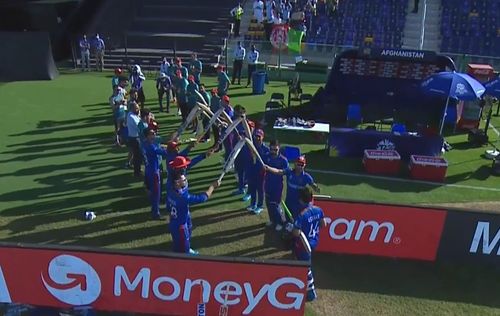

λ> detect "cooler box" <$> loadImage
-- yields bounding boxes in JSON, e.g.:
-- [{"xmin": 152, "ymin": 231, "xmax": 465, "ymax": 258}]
[
  {"xmin": 409, "ymin": 155, "xmax": 448, "ymax": 182},
  {"xmin": 362, "ymin": 149, "xmax": 401, "ymax": 175}
]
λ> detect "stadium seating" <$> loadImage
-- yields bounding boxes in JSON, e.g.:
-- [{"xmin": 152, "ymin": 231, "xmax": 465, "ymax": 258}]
[
  {"xmin": 297, "ymin": 0, "xmax": 407, "ymax": 48},
  {"xmin": 440, "ymin": 0, "xmax": 499, "ymax": 56}
]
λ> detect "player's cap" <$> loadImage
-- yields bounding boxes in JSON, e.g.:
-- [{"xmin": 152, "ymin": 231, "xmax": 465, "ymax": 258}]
[
  {"xmin": 247, "ymin": 120, "xmax": 255, "ymax": 128},
  {"xmin": 114, "ymin": 68, "xmax": 122, "ymax": 75},
  {"xmin": 169, "ymin": 156, "xmax": 191, "ymax": 169},
  {"xmin": 188, "ymin": 75, "xmax": 195, "ymax": 81},
  {"xmin": 166, "ymin": 141, "xmax": 180, "ymax": 150},
  {"xmin": 296, "ymin": 156, "xmax": 306, "ymax": 166},
  {"xmin": 255, "ymin": 129, "xmax": 264, "ymax": 137},
  {"xmin": 222, "ymin": 95, "xmax": 230, "ymax": 102}
]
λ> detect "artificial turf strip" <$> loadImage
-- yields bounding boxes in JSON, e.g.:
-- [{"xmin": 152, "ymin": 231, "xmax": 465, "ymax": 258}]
[{"xmin": 0, "ymin": 70, "xmax": 499, "ymax": 316}]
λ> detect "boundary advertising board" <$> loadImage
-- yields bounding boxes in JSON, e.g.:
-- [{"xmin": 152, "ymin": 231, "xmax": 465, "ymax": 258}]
[{"xmin": 0, "ymin": 244, "xmax": 308, "ymax": 315}]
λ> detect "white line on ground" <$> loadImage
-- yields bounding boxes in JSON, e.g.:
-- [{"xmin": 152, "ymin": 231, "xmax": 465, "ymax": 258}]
[{"xmin": 309, "ymin": 168, "xmax": 500, "ymax": 192}]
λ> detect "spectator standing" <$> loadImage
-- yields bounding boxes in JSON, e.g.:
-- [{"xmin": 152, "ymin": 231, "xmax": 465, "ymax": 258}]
[
  {"xmin": 94, "ymin": 34, "xmax": 105, "ymax": 71},
  {"xmin": 265, "ymin": 0, "xmax": 275, "ymax": 22},
  {"xmin": 282, "ymin": 0, "xmax": 293, "ymax": 22},
  {"xmin": 129, "ymin": 64, "xmax": 146, "ymax": 107},
  {"xmin": 189, "ymin": 53, "xmax": 203, "ymax": 84},
  {"xmin": 216, "ymin": 65, "xmax": 230, "ymax": 97},
  {"xmin": 156, "ymin": 72, "xmax": 172, "ymax": 113},
  {"xmin": 126, "ymin": 102, "xmax": 142, "ymax": 177},
  {"xmin": 230, "ymin": 2, "xmax": 244, "ymax": 37},
  {"xmin": 246, "ymin": 44, "xmax": 260, "ymax": 87},
  {"xmin": 79, "ymin": 34, "xmax": 90, "ymax": 71},
  {"xmin": 232, "ymin": 41, "xmax": 246, "ymax": 85},
  {"xmin": 253, "ymin": 0, "xmax": 265, "ymax": 23}
]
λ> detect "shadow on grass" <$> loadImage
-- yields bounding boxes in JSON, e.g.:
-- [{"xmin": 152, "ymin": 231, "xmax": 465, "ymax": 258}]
[{"xmin": 314, "ymin": 253, "xmax": 500, "ymax": 309}]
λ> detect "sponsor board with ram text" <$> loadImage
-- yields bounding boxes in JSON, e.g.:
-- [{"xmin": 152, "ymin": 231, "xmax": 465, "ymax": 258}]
[
  {"xmin": 314, "ymin": 200, "xmax": 447, "ymax": 261},
  {"xmin": 0, "ymin": 245, "xmax": 308, "ymax": 315}
]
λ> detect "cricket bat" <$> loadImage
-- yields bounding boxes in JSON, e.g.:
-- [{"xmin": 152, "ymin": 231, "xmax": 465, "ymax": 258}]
[
  {"xmin": 218, "ymin": 138, "xmax": 246, "ymax": 182},
  {"xmin": 175, "ymin": 104, "xmax": 200, "ymax": 137},
  {"xmin": 242, "ymin": 116, "xmax": 253, "ymax": 142},
  {"xmin": 215, "ymin": 116, "xmax": 243, "ymax": 148},
  {"xmin": 197, "ymin": 102, "xmax": 227, "ymax": 128},
  {"xmin": 299, "ymin": 231, "xmax": 312, "ymax": 254},
  {"xmin": 197, "ymin": 106, "xmax": 225, "ymax": 142},
  {"xmin": 244, "ymin": 137, "xmax": 264, "ymax": 165}
]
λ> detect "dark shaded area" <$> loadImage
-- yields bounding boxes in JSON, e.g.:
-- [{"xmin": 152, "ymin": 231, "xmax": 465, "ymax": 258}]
[{"xmin": 0, "ymin": 32, "xmax": 59, "ymax": 81}]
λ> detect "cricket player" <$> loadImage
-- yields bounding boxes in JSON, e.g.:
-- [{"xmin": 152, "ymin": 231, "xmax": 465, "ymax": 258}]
[
  {"xmin": 265, "ymin": 155, "xmax": 320, "ymax": 219},
  {"xmin": 246, "ymin": 129, "xmax": 269, "ymax": 214},
  {"xmin": 217, "ymin": 65, "xmax": 230, "ymax": 97},
  {"xmin": 167, "ymin": 172, "xmax": 220, "ymax": 254},
  {"xmin": 189, "ymin": 53, "xmax": 203, "ymax": 84},
  {"xmin": 293, "ymin": 186, "xmax": 327, "ymax": 302},
  {"xmin": 263, "ymin": 139, "xmax": 289, "ymax": 231},
  {"xmin": 143, "ymin": 128, "xmax": 169, "ymax": 220}
]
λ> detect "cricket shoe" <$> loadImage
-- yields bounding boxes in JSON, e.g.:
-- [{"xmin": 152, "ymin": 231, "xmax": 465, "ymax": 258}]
[
  {"xmin": 247, "ymin": 205, "xmax": 257, "ymax": 212},
  {"xmin": 275, "ymin": 224, "xmax": 283, "ymax": 232},
  {"xmin": 252, "ymin": 206, "xmax": 263, "ymax": 214},
  {"xmin": 306, "ymin": 289, "xmax": 317, "ymax": 302},
  {"xmin": 241, "ymin": 194, "xmax": 251, "ymax": 202},
  {"xmin": 189, "ymin": 248, "xmax": 199, "ymax": 255}
]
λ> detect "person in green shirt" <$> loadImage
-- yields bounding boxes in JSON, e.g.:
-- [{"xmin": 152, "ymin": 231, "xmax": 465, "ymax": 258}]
[
  {"xmin": 174, "ymin": 71, "xmax": 189, "ymax": 122},
  {"xmin": 217, "ymin": 65, "xmax": 230, "ymax": 97},
  {"xmin": 189, "ymin": 53, "xmax": 203, "ymax": 84}
]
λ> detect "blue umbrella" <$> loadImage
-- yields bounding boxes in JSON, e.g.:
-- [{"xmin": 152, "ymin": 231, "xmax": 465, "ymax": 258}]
[
  {"xmin": 484, "ymin": 76, "xmax": 500, "ymax": 98},
  {"xmin": 421, "ymin": 71, "xmax": 486, "ymax": 134}
]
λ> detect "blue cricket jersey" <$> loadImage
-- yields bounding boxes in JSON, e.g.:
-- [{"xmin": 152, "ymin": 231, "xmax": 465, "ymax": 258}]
[
  {"xmin": 294, "ymin": 203, "xmax": 324, "ymax": 249},
  {"xmin": 143, "ymin": 142, "xmax": 168, "ymax": 172},
  {"xmin": 167, "ymin": 189, "xmax": 208, "ymax": 227},
  {"xmin": 264, "ymin": 153, "xmax": 289, "ymax": 191},
  {"xmin": 284, "ymin": 168, "xmax": 314, "ymax": 213}
]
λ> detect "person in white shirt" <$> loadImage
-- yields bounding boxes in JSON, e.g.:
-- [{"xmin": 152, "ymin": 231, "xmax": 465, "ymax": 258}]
[
  {"xmin": 246, "ymin": 44, "xmax": 260, "ymax": 87},
  {"xmin": 253, "ymin": 0, "xmax": 265, "ymax": 23},
  {"xmin": 127, "ymin": 102, "xmax": 142, "ymax": 177},
  {"xmin": 232, "ymin": 41, "xmax": 246, "ymax": 85}
]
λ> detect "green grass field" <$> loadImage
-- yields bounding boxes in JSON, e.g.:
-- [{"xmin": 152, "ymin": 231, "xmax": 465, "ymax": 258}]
[{"xmin": 1, "ymin": 70, "xmax": 500, "ymax": 316}]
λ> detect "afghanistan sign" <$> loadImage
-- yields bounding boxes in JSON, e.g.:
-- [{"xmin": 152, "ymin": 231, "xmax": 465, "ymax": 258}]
[{"xmin": 0, "ymin": 244, "xmax": 308, "ymax": 315}]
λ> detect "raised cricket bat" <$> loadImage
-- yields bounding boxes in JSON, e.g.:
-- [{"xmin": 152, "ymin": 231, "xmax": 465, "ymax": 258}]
[
  {"xmin": 242, "ymin": 116, "xmax": 253, "ymax": 142},
  {"xmin": 194, "ymin": 90, "xmax": 208, "ymax": 106},
  {"xmin": 244, "ymin": 137, "xmax": 264, "ymax": 165},
  {"xmin": 281, "ymin": 200, "xmax": 294, "ymax": 222},
  {"xmin": 218, "ymin": 138, "xmax": 246, "ymax": 182},
  {"xmin": 175, "ymin": 104, "xmax": 200, "ymax": 137},
  {"xmin": 197, "ymin": 102, "xmax": 227, "ymax": 127},
  {"xmin": 197, "ymin": 106, "xmax": 225, "ymax": 142},
  {"xmin": 216, "ymin": 116, "xmax": 243, "ymax": 147}
]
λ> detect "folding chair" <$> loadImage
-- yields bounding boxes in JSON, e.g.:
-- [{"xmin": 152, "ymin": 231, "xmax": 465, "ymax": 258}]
[{"xmin": 270, "ymin": 93, "xmax": 285, "ymax": 107}]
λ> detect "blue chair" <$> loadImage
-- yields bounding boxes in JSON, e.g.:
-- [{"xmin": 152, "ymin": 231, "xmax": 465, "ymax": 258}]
[
  {"xmin": 282, "ymin": 146, "xmax": 301, "ymax": 161},
  {"xmin": 391, "ymin": 123, "xmax": 407, "ymax": 134},
  {"xmin": 347, "ymin": 103, "xmax": 362, "ymax": 127}
]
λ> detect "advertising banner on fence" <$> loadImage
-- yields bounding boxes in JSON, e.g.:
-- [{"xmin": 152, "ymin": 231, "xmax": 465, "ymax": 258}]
[
  {"xmin": 438, "ymin": 211, "xmax": 500, "ymax": 264},
  {"xmin": 314, "ymin": 200, "xmax": 447, "ymax": 261},
  {"xmin": 0, "ymin": 245, "xmax": 308, "ymax": 315}
]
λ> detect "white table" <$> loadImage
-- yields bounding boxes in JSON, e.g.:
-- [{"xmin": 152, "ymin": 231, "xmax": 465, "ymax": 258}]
[{"xmin": 273, "ymin": 122, "xmax": 331, "ymax": 149}]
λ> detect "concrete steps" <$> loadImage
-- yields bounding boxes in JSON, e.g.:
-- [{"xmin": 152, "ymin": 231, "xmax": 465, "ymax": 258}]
[{"xmin": 402, "ymin": 0, "xmax": 442, "ymax": 51}]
